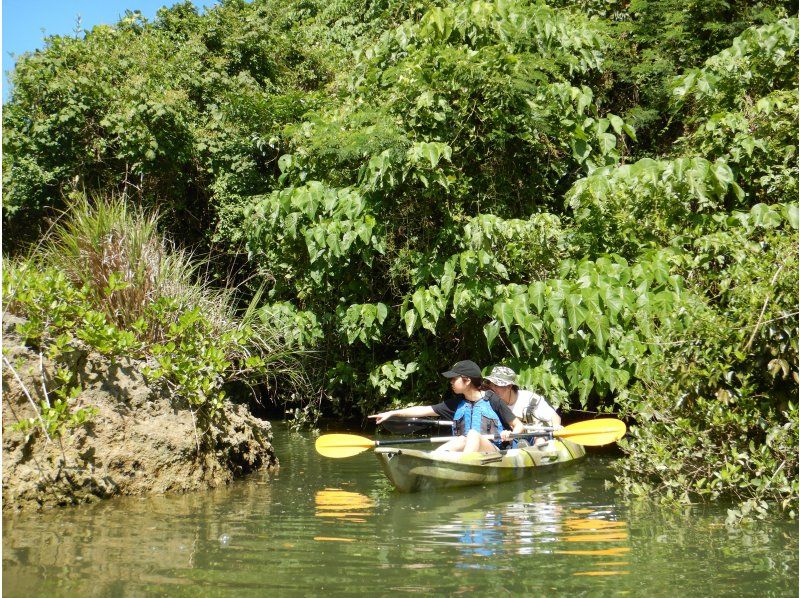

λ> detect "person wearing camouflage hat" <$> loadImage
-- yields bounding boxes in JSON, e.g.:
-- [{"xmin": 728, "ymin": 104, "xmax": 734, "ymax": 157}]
[
  {"xmin": 484, "ymin": 365, "xmax": 561, "ymax": 428},
  {"xmin": 370, "ymin": 359, "xmax": 526, "ymax": 454}
]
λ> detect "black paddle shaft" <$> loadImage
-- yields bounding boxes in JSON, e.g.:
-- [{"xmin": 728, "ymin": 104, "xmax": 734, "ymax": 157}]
[
  {"xmin": 379, "ymin": 418, "xmax": 451, "ymax": 435},
  {"xmin": 374, "ymin": 430, "xmax": 555, "ymax": 447},
  {"xmin": 374, "ymin": 437, "xmax": 445, "ymax": 446}
]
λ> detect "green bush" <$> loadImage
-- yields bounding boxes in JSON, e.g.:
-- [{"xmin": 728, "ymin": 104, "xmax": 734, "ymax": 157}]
[
  {"xmin": 613, "ymin": 213, "xmax": 798, "ymax": 517},
  {"xmin": 4, "ymin": 196, "xmax": 306, "ymax": 443}
]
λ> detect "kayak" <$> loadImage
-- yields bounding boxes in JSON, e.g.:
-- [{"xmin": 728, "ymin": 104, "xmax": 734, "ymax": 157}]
[{"xmin": 374, "ymin": 438, "xmax": 585, "ymax": 493}]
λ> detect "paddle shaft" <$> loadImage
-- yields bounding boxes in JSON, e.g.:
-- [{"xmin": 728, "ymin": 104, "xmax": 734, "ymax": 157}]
[
  {"xmin": 380, "ymin": 417, "xmax": 555, "ymax": 436},
  {"xmin": 379, "ymin": 418, "xmax": 453, "ymax": 435},
  {"xmin": 374, "ymin": 431, "xmax": 554, "ymax": 447},
  {"xmin": 388, "ymin": 418, "xmax": 555, "ymax": 430},
  {"xmin": 392, "ymin": 418, "xmax": 452, "ymax": 426}
]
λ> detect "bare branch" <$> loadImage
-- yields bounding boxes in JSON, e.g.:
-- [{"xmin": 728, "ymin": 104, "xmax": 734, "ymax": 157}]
[
  {"xmin": 2, "ymin": 355, "xmax": 52, "ymax": 443},
  {"xmin": 745, "ymin": 263, "xmax": 786, "ymax": 351}
]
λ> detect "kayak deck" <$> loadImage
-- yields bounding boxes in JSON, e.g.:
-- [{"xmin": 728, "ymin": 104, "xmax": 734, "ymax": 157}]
[{"xmin": 374, "ymin": 439, "xmax": 585, "ymax": 492}]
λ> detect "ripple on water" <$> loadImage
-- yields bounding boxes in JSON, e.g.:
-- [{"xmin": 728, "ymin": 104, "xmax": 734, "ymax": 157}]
[{"xmin": 2, "ymin": 424, "xmax": 798, "ymax": 596}]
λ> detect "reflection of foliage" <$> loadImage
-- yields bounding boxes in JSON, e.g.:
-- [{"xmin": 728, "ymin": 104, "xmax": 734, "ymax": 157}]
[
  {"xmin": 3, "ymin": 1, "xmax": 797, "ymax": 515},
  {"xmin": 625, "ymin": 498, "xmax": 799, "ymax": 593}
]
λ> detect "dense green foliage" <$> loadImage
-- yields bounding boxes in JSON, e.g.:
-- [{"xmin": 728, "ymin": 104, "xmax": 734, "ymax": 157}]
[
  {"xmin": 3, "ymin": 0, "xmax": 797, "ymax": 516},
  {"xmin": 3, "ymin": 197, "xmax": 303, "ymax": 444}
]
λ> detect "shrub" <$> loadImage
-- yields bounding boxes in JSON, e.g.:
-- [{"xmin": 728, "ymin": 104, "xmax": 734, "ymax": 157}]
[{"xmin": 4, "ymin": 195, "xmax": 307, "ymax": 444}]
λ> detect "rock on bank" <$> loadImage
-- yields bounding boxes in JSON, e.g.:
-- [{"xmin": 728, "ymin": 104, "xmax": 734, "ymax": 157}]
[{"xmin": 2, "ymin": 315, "xmax": 278, "ymax": 512}]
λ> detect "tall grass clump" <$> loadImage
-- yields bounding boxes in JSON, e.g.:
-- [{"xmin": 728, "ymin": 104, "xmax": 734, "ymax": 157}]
[
  {"xmin": 41, "ymin": 194, "xmax": 214, "ymax": 339},
  {"xmin": 4, "ymin": 194, "xmax": 307, "ymax": 442}
]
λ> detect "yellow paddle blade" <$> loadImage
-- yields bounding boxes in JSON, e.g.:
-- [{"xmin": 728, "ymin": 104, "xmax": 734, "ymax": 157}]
[
  {"xmin": 315, "ymin": 434, "xmax": 376, "ymax": 458},
  {"xmin": 554, "ymin": 418, "xmax": 626, "ymax": 446}
]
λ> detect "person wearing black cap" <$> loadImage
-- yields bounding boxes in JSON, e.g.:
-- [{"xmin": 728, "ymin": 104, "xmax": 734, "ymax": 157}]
[{"xmin": 369, "ymin": 360, "xmax": 525, "ymax": 454}]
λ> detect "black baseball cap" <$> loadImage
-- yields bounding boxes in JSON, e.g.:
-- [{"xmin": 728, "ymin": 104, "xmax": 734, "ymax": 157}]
[{"xmin": 441, "ymin": 360, "xmax": 482, "ymax": 379}]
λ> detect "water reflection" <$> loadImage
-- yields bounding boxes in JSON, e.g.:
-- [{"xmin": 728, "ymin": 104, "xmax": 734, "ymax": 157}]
[
  {"xmin": 456, "ymin": 510, "xmax": 504, "ymax": 561},
  {"xmin": 410, "ymin": 473, "xmax": 633, "ymax": 579},
  {"xmin": 314, "ymin": 488, "xmax": 374, "ymax": 522},
  {"xmin": 2, "ymin": 424, "xmax": 797, "ymax": 596},
  {"xmin": 560, "ymin": 512, "xmax": 631, "ymax": 577},
  {"xmin": 3, "ymin": 480, "xmax": 276, "ymax": 596}
]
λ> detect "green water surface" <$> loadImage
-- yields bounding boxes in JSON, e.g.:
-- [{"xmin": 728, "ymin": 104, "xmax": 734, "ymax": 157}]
[{"xmin": 3, "ymin": 423, "xmax": 798, "ymax": 596}]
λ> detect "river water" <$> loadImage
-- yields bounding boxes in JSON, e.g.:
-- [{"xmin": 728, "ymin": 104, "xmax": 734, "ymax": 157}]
[{"xmin": 3, "ymin": 422, "xmax": 798, "ymax": 596}]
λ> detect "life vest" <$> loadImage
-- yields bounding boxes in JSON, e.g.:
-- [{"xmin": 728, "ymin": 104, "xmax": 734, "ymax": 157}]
[{"xmin": 452, "ymin": 397, "xmax": 504, "ymax": 437}]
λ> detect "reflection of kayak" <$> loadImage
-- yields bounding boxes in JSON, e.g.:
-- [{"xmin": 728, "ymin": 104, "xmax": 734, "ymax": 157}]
[{"xmin": 375, "ymin": 439, "xmax": 585, "ymax": 493}]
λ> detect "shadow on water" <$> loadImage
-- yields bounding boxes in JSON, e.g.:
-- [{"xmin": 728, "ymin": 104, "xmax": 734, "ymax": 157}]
[{"xmin": 3, "ymin": 422, "xmax": 797, "ymax": 596}]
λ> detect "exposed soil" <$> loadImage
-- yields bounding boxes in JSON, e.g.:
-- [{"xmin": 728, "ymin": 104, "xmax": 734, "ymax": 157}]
[{"xmin": 2, "ymin": 314, "xmax": 278, "ymax": 512}]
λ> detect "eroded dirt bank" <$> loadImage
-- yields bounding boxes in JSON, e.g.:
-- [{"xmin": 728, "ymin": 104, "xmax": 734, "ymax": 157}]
[{"xmin": 2, "ymin": 315, "xmax": 278, "ymax": 512}]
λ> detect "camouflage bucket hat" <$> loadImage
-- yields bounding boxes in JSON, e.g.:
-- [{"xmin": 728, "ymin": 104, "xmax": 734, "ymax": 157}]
[{"xmin": 484, "ymin": 366, "xmax": 517, "ymax": 387}]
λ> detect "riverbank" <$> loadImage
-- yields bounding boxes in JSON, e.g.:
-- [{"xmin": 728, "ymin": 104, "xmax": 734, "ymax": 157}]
[{"xmin": 2, "ymin": 314, "xmax": 278, "ymax": 512}]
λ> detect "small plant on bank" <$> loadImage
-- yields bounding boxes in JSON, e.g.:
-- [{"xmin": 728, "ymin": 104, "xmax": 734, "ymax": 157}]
[{"xmin": 3, "ymin": 355, "xmax": 98, "ymax": 440}]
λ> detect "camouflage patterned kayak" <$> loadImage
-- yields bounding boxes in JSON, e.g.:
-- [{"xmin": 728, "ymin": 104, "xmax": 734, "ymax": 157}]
[{"xmin": 374, "ymin": 438, "xmax": 585, "ymax": 493}]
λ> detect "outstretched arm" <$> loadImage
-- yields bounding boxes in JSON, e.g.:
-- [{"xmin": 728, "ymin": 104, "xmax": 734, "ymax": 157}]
[{"xmin": 369, "ymin": 405, "xmax": 437, "ymax": 424}]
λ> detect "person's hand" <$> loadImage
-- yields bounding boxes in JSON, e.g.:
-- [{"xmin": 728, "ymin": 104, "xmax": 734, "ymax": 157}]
[
  {"xmin": 500, "ymin": 430, "xmax": 512, "ymax": 441},
  {"xmin": 368, "ymin": 411, "xmax": 395, "ymax": 424}
]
